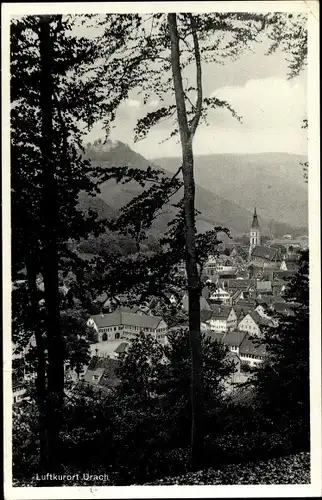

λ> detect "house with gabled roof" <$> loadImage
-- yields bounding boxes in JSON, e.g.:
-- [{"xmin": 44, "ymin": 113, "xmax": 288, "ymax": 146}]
[
  {"xmin": 204, "ymin": 330, "xmax": 226, "ymax": 344},
  {"xmin": 83, "ymin": 357, "xmax": 121, "ymax": 392},
  {"xmin": 230, "ymin": 289, "xmax": 244, "ymax": 302},
  {"xmin": 209, "ymin": 287, "xmax": 231, "ymax": 305},
  {"xmin": 238, "ymin": 310, "xmax": 274, "ymax": 338},
  {"xmin": 239, "ymin": 335, "xmax": 267, "ymax": 368},
  {"xmin": 207, "ymin": 305, "xmax": 238, "ymax": 333},
  {"xmin": 232, "ymin": 302, "xmax": 256, "ymax": 322},
  {"xmin": 270, "ymin": 301, "xmax": 297, "ymax": 317},
  {"xmin": 229, "ymin": 245, "xmax": 249, "ymax": 262},
  {"xmin": 256, "ymin": 280, "xmax": 272, "ymax": 298},
  {"xmin": 222, "ymin": 330, "xmax": 248, "ymax": 355},
  {"xmin": 87, "ymin": 308, "xmax": 167, "ymax": 342},
  {"xmin": 221, "ymin": 278, "xmax": 257, "ymax": 300},
  {"xmin": 250, "ymin": 245, "xmax": 280, "ymax": 264},
  {"xmin": 205, "ymin": 329, "xmax": 266, "ymax": 371}
]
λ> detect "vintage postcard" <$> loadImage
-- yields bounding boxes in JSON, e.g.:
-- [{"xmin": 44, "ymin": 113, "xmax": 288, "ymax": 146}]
[{"xmin": 2, "ymin": 1, "xmax": 321, "ymax": 499}]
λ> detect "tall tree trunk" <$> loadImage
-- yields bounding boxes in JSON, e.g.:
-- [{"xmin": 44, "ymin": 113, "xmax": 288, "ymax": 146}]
[
  {"xmin": 25, "ymin": 254, "xmax": 48, "ymax": 470},
  {"xmin": 39, "ymin": 16, "xmax": 64, "ymax": 477},
  {"xmin": 167, "ymin": 13, "xmax": 204, "ymax": 469}
]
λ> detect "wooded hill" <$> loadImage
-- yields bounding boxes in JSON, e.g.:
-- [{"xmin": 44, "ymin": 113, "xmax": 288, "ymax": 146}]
[{"xmin": 79, "ymin": 141, "xmax": 307, "ymax": 239}]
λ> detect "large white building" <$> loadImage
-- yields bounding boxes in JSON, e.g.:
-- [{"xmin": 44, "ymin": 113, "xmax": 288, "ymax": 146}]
[{"xmin": 87, "ymin": 309, "xmax": 168, "ymax": 342}]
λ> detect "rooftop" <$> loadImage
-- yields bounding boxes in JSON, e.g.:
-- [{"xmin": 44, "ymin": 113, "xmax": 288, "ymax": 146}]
[
  {"xmin": 83, "ymin": 367, "xmax": 105, "ymax": 385},
  {"xmin": 239, "ymin": 335, "xmax": 267, "ymax": 357},
  {"xmin": 200, "ymin": 310, "xmax": 213, "ymax": 322},
  {"xmin": 251, "ymin": 246, "xmax": 279, "ymax": 261},
  {"xmin": 224, "ymin": 279, "xmax": 256, "ymax": 291},
  {"xmin": 223, "ymin": 330, "xmax": 248, "ymax": 347},
  {"xmin": 209, "ymin": 305, "xmax": 233, "ymax": 319},
  {"xmin": 269, "ymin": 238, "xmax": 305, "ymax": 246},
  {"xmin": 249, "ymin": 310, "xmax": 273, "ymax": 326},
  {"xmin": 205, "ymin": 331, "xmax": 225, "ymax": 343},
  {"xmin": 114, "ymin": 342, "xmax": 129, "ymax": 354},
  {"xmin": 90, "ymin": 310, "xmax": 164, "ymax": 330},
  {"xmin": 236, "ymin": 299, "xmax": 257, "ymax": 307},
  {"xmin": 231, "ymin": 289, "xmax": 244, "ymax": 301},
  {"xmin": 272, "ymin": 301, "xmax": 297, "ymax": 316},
  {"xmin": 85, "ymin": 358, "xmax": 120, "ymax": 388}
]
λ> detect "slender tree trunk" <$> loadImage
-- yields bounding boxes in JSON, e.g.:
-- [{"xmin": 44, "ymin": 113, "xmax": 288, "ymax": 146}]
[
  {"xmin": 39, "ymin": 16, "xmax": 64, "ymax": 477},
  {"xmin": 167, "ymin": 13, "xmax": 204, "ymax": 469},
  {"xmin": 25, "ymin": 254, "xmax": 48, "ymax": 470}
]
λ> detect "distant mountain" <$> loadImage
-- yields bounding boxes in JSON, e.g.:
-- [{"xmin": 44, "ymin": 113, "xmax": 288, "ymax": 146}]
[
  {"xmin": 79, "ymin": 140, "xmax": 307, "ymax": 238},
  {"xmin": 155, "ymin": 153, "xmax": 308, "ymax": 229}
]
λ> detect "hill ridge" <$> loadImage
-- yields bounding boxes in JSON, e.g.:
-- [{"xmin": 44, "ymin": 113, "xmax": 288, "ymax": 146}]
[{"xmin": 80, "ymin": 141, "xmax": 307, "ymax": 238}]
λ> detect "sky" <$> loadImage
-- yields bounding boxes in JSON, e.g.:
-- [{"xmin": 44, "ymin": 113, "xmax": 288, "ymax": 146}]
[{"xmin": 84, "ymin": 22, "xmax": 308, "ymax": 159}]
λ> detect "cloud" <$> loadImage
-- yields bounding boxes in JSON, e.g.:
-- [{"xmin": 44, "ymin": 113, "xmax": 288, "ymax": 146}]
[
  {"xmin": 86, "ymin": 77, "xmax": 307, "ymax": 158},
  {"xmin": 148, "ymin": 99, "xmax": 160, "ymax": 108},
  {"xmin": 210, "ymin": 77, "xmax": 306, "ymax": 131},
  {"xmin": 191, "ymin": 124, "xmax": 307, "ymax": 156},
  {"xmin": 120, "ymin": 98, "xmax": 141, "ymax": 109}
]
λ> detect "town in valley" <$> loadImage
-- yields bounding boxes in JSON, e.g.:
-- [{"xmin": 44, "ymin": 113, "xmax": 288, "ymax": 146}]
[
  {"xmin": 13, "ymin": 208, "xmax": 308, "ymax": 402},
  {"xmin": 7, "ymin": 8, "xmax": 314, "ymax": 490}
]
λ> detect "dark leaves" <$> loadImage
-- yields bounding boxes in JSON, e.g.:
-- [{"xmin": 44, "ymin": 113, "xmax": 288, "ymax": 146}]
[
  {"xmin": 134, "ymin": 106, "xmax": 177, "ymax": 142},
  {"xmin": 203, "ymin": 97, "xmax": 243, "ymax": 123}
]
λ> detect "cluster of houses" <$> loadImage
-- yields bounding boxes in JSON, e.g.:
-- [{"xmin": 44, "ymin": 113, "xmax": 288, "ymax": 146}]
[
  {"xmin": 78, "ymin": 290, "xmax": 295, "ymax": 393},
  {"xmin": 12, "ymin": 208, "xmax": 305, "ymax": 402},
  {"xmin": 77, "ymin": 208, "xmax": 303, "ymax": 392}
]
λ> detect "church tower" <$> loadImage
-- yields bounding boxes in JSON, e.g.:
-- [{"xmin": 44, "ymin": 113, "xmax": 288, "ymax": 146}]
[{"xmin": 249, "ymin": 207, "xmax": 261, "ymax": 259}]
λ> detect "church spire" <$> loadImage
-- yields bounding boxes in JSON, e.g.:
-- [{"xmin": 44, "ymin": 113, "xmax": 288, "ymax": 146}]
[
  {"xmin": 251, "ymin": 207, "xmax": 259, "ymax": 229},
  {"xmin": 249, "ymin": 207, "xmax": 261, "ymax": 260}
]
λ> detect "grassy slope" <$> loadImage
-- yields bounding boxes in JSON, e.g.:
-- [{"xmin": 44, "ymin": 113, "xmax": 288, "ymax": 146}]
[{"xmin": 148, "ymin": 452, "xmax": 310, "ymax": 485}]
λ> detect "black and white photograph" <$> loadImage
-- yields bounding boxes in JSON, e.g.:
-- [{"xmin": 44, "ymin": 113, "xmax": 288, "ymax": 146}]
[{"xmin": 2, "ymin": 1, "xmax": 321, "ymax": 498}]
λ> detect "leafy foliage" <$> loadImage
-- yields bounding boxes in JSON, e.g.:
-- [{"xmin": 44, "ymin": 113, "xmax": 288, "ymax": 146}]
[
  {"xmin": 11, "ymin": 11, "xmax": 309, "ymax": 484},
  {"xmin": 251, "ymin": 250, "xmax": 309, "ymax": 443},
  {"xmin": 116, "ymin": 332, "xmax": 164, "ymax": 399},
  {"xmin": 149, "ymin": 452, "xmax": 310, "ymax": 485},
  {"xmin": 265, "ymin": 13, "xmax": 307, "ymax": 79}
]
